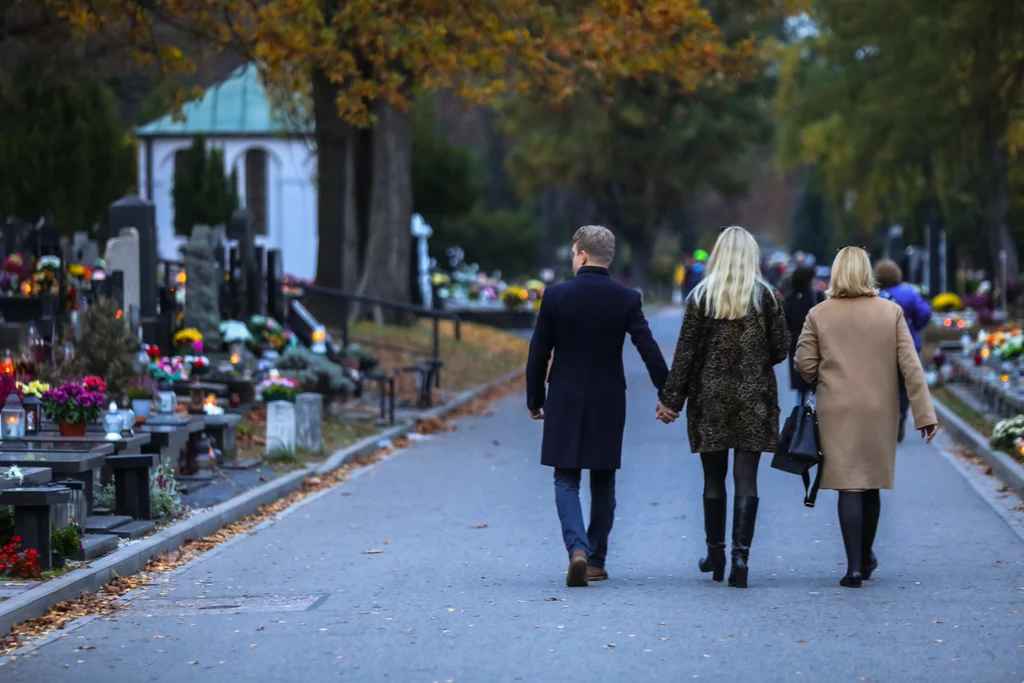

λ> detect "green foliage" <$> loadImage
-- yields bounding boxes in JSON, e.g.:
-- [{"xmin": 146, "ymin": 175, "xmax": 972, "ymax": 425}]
[
  {"xmin": 500, "ymin": 4, "xmax": 778, "ymax": 285},
  {"xmin": 0, "ymin": 62, "xmax": 135, "ymax": 235},
  {"xmin": 411, "ymin": 96, "xmax": 541, "ymax": 277},
  {"xmin": 274, "ymin": 346, "xmax": 354, "ymax": 396},
  {"xmin": 95, "ymin": 482, "xmax": 116, "ymax": 510},
  {"xmin": 172, "ymin": 134, "xmax": 239, "ymax": 235},
  {"xmin": 433, "ymin": 207, "xmax": 542, "ymax": 278},
  {"xmin": 51, "ymin": 523, "xmax": 82, "ymax": 559},
  {"xmin": 775, "ymin": 0, "xmax": 1024, "ymax": 272},
  {"xmin": 37, "ymin": 299, "xmax": 137, "ymax": 398}
]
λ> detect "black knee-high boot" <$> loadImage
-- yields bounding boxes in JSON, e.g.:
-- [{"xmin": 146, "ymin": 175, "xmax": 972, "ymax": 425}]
[
  {"xmin": 698, "ymin": 497, "xmax": 727, "ymax": 582},
  {"xmin": 728, "ymin": 496, "xmax": 759, "ymax": 588}
]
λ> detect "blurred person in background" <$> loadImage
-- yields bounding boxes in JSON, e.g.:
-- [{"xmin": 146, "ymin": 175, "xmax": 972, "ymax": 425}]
[
  {"xmin": 874, "ymin": 260, "xmax": 932, "ymax": 442},
  {"xmin": 796, "ymin": 247, "xmax": 937, "ymax": 588},
  {"xmin": 784, "ymin": 266, "xmax": 824, "ymax": 407}
]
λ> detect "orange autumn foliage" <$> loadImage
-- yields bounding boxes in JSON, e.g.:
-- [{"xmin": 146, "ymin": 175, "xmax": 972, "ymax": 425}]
[{"xmin": 43, "ymin": 0, "xmax": 754, "ymax": 125}]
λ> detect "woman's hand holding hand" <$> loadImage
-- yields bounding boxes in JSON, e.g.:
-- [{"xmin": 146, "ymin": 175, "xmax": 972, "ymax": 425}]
[{"xmin": 655, "ymin": 403, "xmax": 679, "ymax": 424}]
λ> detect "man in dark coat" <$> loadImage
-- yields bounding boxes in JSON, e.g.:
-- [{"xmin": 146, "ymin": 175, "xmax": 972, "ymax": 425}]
[{"xmin": 526, "ymin": 225, "xmax": 671, "ymax": 587}]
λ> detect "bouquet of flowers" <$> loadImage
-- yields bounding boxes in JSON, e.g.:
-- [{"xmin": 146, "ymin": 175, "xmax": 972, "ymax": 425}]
[
  {"xmin": 931, "ymin": 292, "xmax": 963, "ymax": 313},
  {"xmin": 247, "ymin": 316, "xmax": 297, "ymax": 352},
  {"xmin": 256, "ymin": 373, "xmax": 299, "ymax": 403},
  {"xmin": 501, "ymin": 286, "xmax": 529, "ymax": 310},
  {"xmin": 16, "ymin": 380, "xmax": 48, "ymax": 398},
  {"xmin": 125, "ymin": 375, "xmax": 157, "ymax": 400},
  {"xmin": 220, "ymin": 320, "xmax": 254, "ymax": 345},
  {"xmin": 992, "ymin": 415, "xmax": 1024, "ymax": 453},
  {"xmin": 173, "ymin": 328, "xmax": 204, "ymax": 355},
  {"xmin": 0, "ymin": 272, "xmax": 18, "ymax": 295},
  {"xmin": 186, "ymin": 355, "xmax": 211, "ymax": 376},
  {"xmin": 150, "ymin": 356, "xmax": 186, "ymax": 382},
  {"xmin": 40, "ymin": 380, "xmax": 107, "ymax": 425}
]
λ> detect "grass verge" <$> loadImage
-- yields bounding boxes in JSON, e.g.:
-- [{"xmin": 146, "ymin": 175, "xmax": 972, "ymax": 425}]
[
  {"xmin": 343, "ymin": 320, "xmax": 529, "ymax": 394},
  {"xmin": 932, "ymin": 386, "xmax": 994, "ymax": 438}
]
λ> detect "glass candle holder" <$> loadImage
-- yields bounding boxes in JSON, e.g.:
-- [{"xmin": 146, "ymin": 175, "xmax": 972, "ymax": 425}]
[{"xmin": 1, "ymin": 404, "xmax": 25, "ymax": 439}]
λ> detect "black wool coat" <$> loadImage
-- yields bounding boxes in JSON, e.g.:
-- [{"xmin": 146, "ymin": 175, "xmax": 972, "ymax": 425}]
[
  {"xmin": 659, "ymin": 285, "xmax": 791, "ymax": 455},
  {"xmin": 784, "ymin": 289, "xmax": 825, "ymax": 393},
  {"xmin": 526, "ymin": 266, "xmax": 669, "ymax": 470}
]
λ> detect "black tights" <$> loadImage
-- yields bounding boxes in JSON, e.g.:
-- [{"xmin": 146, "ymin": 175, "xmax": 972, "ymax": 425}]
[
  {"xmin": 700, "ymin": 450, "xmax": 761, "ymax": 498},
  {"xmin": 838, "ymin": 490, "xmax": 881, "ymax": 575}
]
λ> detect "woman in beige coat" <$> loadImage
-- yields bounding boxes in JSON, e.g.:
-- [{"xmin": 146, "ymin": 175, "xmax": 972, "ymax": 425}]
[{"xmin": 795, "ymin": 247, "xmax": 938, "ymax": 588}]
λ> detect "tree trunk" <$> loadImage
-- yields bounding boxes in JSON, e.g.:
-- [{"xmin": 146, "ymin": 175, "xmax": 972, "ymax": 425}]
[
  {"xmin": 312, "ymin": 67, "xmax": 346, "ymax": 290},
  {"xmin": 984, "ymin": 142, "xmax": 1019, "ymax": 282},
  {"xmin": 629, "ymin": 236, "xmax": 652, "ymax": 295},
  {"xmin": 352, "ymin": 102, "xmax": 413, "ymax": 325}
]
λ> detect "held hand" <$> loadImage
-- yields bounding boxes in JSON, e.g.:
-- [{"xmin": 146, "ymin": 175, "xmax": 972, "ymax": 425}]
[
  {"xmin": 920, "ymin": 424, "xmax": 938, "ymax": 444},
  {"xmin": 655, "ymin": 402, "xmax": 679, "ymax": 424},
  {"xmin": 530, "ymin": 408, "xmax": 544, "ymax": 420}
]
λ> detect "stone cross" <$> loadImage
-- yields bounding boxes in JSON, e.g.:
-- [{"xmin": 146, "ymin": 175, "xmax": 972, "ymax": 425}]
[
  {"xmin": 181, "ymin": 225, "xmax": 223, "ymax": 346},
  {"xmin": 265, "ymin": 400, "xmax": 296, "ymax": 456},
  {"xmin": 295, "ymin": 393, "xmax": 323, "ymax": 454},
  {"xmin": 104, "ymin": 227, "xmax": 141, "ymax": 317}
]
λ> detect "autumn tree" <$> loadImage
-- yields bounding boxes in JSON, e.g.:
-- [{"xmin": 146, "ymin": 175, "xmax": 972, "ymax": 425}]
[
  {"xmin": 775, "ymin": 0, "xmax": 1024, "ymax": 280},
  {"xmin": 44, "ymin": 0, "xmax": 741, "ymax": 314},
  {"xmin": 500, "ymin": 2, "xmax": 779, "ymax": 289}
]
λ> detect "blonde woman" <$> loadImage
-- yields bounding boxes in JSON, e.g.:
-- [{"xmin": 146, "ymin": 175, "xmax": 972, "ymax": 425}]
[
  {"xmin": 658, "ymin": 226, "xmax": 790, "ymax": 589},
  {"xmin": 795, "ymin": 247, "xmax": 938, "ymax": 588}
]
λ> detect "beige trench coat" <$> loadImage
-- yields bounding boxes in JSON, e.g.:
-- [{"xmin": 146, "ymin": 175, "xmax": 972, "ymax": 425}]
[{"xmin": 794, "ymin": 296, "xmax": 937, "ymax": 490}]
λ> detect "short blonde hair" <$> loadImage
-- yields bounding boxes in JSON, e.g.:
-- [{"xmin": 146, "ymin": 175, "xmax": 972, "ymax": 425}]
[
  {"xmin": 828, "ymin": 247, "xmax": 877, "ymax": 299},
  {"xmin": 572, "ymin": 225, "xmax": 615, "ymax": 265}
]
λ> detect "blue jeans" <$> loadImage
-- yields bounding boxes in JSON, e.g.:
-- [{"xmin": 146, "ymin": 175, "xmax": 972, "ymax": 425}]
[{"xmin": 553, "ymin": 468, "xmax": 616, "ymax": 567}]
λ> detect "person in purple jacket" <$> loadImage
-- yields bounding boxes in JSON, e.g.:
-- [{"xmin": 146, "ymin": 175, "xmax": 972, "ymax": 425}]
[{"xmin": 875, "ymin": 260, "xmax": 932, "ymax": 442}]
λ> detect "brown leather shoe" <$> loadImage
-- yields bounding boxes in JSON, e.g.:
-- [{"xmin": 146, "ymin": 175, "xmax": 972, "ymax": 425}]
[
  {"xmin": 566, "ymin": 550, "xmax": 589, "ymax": 587},
  {"xmin": 587, "ymin": 565, "xmax": 608, "ymax": 581}
]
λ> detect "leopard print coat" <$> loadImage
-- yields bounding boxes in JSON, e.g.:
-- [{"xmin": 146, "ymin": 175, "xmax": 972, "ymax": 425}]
[{"xmin": 659, "ymin": 285, "xmax": 790, "ymax": 454}]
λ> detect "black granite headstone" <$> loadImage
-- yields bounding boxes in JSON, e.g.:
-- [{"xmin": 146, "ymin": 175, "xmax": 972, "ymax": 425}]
[
  {"xmin": 267, "ymin": 248, "xmax": 283, "ymax": 322},
  {"xmin": 109, "ymin": 196, "xmax": 158, "ymax": 343},
  {"xmin": 229, "ymin": 208, "xmax": 258, "ymax": 319}
]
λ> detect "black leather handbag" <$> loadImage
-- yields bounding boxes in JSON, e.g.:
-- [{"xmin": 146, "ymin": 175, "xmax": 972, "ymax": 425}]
[{"xmin": 772, "ymin": 396, "xmax": 824, "ymax": 507}]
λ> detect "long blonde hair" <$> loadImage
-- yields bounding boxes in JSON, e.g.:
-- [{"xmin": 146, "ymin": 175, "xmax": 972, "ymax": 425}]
[{"xmin": 690, "ymin": 226, "xmax": 772, "ymax": 320}]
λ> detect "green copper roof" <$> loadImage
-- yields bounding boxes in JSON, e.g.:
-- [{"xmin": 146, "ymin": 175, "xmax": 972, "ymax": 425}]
[{"xmin": 136, "ymin": 64, "xmax": 311, "ymax": 136}]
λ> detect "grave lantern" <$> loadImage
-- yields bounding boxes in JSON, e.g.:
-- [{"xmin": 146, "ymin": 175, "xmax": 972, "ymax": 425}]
[
  {"xmin": 22, "ymin": 393, "xmax": 40, "ymax": 435},
  {"xmin": 103, "ymin": 402, "xmax": 122, "ymax": 439},
  {"xmin": 230, "ymin": 342, "xmax": 243, "ymax": 367},
  {"xmin": 2, "ymin": 349, "xmax": 13, "ymax": 375},
  {"xmin": 1, "ymin": 391, "xmax": 25, "ymax": 439}
]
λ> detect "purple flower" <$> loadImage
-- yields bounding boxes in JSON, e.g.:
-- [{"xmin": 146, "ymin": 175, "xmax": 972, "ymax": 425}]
[
  {"xmin": 62, "ymin": 384, "xmax": 85, "ymax": 398},
  {"xmin": 42, "ymin": 388, "xmax": 68, "ymax": 404}
]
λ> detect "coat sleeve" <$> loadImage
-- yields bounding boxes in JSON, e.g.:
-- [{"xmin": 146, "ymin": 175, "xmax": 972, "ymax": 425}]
[
  {"xmin": 896, "ymin": 307, "xmax": 937, "ymax": 429},
  {"xmin": 525, "ymin": 295, "xmax": 554, "ymax": 412},
  {"xmin": 794, "ymin": 311, "xmax": 820, "ymax": 384},
  {"xmin": 626, "ymin": 295, "xmax": 669, "ymax": 391},
  {"xmin": 911, "ymin": 292, "xmax": 933, "ymax": 332},
  {"xmin": 658, "ymin": 299, "xmax": 703, "ymax": 412},
  {"xmin": 766, "ymin": 291, "xmax": 791, "ymax": 365}
]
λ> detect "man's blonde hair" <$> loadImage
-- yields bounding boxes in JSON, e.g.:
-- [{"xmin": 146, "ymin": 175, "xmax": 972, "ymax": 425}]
[
  {"xmin": 828, "ymin": 247, "xmax": 877, "ymax": 299},
  {"xmin": 572, "ymin": 225, "xmax": 615, "ymax": 265}
]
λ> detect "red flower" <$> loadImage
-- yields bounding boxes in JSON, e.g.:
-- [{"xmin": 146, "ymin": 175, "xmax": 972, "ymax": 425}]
[
  {"xmin": 146, "ymin": 345, "xmax": 162, "ymax": 359},
  {"xmin": 83, "ymin": 376, "xmax": 107, "ymax": 392},
  {"xmin": 11, "ymin": 535, "xmax": 20, "ymax": 544}
]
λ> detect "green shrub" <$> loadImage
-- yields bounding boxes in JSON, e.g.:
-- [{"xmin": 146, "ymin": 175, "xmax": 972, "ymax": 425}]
[{"xmin": 274, "ymin": 346, "xmax": 355, "ymax": 396}]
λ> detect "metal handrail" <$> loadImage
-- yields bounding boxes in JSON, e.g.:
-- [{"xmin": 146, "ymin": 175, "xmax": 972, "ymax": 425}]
[{"xmin": 293, "ymin": 283, "xmax": 461, "ymax": 361}]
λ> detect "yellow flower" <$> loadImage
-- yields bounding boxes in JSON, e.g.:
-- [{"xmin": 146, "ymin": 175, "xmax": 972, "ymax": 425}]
[
  {"xmin": 931, "ymin": 292, "xmax": 962, "ymax": 313},
  {"xmin": 68, "ymin": 264, "xmax": 86, "ymax": 277},
  {"xmin": 174, "ymin": 328, "xmax": 203, "ymax": 345}
]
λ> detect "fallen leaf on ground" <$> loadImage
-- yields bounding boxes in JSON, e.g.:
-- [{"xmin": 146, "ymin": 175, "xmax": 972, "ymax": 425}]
[
  {"xmin": 362, "ymin": 549, "xmax": 384, "ymax": 555},
  {"xmin": 469, "ymin": 524, "xmax": 488, "ymax": 529}
]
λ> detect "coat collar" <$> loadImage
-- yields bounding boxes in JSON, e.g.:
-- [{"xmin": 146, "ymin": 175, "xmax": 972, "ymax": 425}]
[{"xmin": 576, "ymin": 265, "xmax": 611, "ymax": 277}]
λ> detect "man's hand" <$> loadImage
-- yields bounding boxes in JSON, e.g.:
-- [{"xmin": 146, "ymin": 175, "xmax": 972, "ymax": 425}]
[
  {"xmin": 530, "ymin": 408, "xmax": 544, "ymax": 420},
  {"xmin": 655, "ymin": 402, "xmax": 679, "ymax": 424},
  {"xmin": 920, "ymin": 424, "xmax": 938, "ymax": 443}
]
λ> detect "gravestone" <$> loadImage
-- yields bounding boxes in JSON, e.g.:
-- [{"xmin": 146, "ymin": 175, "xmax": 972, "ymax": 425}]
[
  {"xmin": 267, "ymin": 248, "xmax": 284, "ymax": 323},
  {"xmin": 295, "ymin": 393, "xmax": 323, "ymax": 453},
  {"xmin": 180, "ymin": 225, "xmax": 222, "ymax": 346},
  {"xmin": 253, "ymin": 245, "xmax": 267, "ymax": 316},
  {"xmin": 229, "ymin": 208, "xmax": 258, "ymax": 319},
  {"xmin": 108, "ymin": 196, "xmax": 158, "ymax": 343},
  {"xmin": 265, "ymin": 401, "xmax": 296, "ymax": 455},
  {"xmin": 104, "ymin": 228, "xmax": 141, "ymax": 317}
]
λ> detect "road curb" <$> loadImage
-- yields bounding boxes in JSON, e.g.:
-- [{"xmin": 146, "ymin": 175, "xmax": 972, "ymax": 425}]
[
  {"xmin": 933, "ymin": 397, "xmax": 1024, "ymax": 502},
  {"xmin": 0, "ymin": 368, "xmax": 522, "ymax": 637}
]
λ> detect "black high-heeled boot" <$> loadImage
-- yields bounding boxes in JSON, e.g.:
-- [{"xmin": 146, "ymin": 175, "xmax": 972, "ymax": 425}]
[
  {"xmin": 728, "ymin": 496, "xmax": 759, "ymax": 588},
  {"xmin": 698, "ymin": 497, "xmax": 727, "ymax": 582}
]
